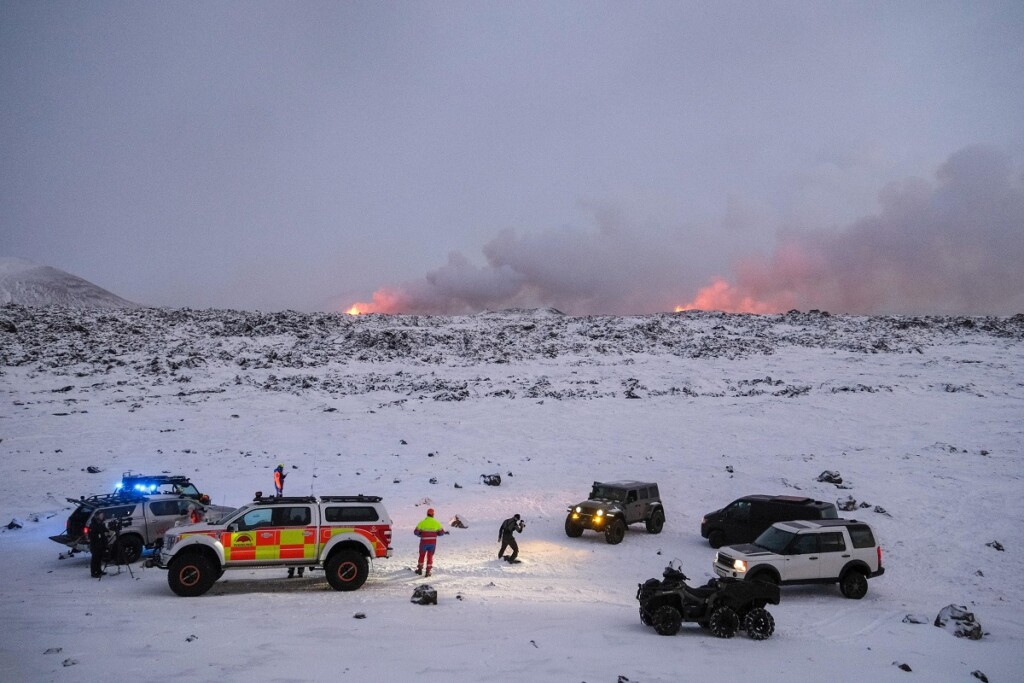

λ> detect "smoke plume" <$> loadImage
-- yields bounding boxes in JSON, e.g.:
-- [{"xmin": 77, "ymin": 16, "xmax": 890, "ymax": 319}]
[{"xmin": 349, "ymin": 146, "xmax": 1024, "ymax": 316}]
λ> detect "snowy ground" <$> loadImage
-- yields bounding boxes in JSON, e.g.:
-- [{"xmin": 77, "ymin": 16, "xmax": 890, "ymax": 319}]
[{"xmin": 1, "ymin": 308, "xmax": 1021, "ymax": 682}]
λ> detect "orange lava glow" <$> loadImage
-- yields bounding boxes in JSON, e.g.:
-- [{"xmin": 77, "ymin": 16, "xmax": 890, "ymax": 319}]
[
  {"xmin": 674, "ymin": 278, "xmax": 781, "ymax": 314},
  {"xmin": 342, "ymin": 288, "xmax": 407, "ymax": 316}
]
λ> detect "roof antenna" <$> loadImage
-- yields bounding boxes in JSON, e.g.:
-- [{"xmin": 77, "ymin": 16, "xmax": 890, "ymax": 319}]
[{"xmin": 310, "ymin": 452, "xmax": 316, "ymax": 497}]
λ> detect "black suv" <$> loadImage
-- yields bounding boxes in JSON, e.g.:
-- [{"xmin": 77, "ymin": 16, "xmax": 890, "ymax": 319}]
[
  {"xmin": 701, "ymin": 495, "xmax": 837, "ymax": 548},
  {"xmin": 565, "ymin": 481, "xmax": 665, "ymax": 544}
]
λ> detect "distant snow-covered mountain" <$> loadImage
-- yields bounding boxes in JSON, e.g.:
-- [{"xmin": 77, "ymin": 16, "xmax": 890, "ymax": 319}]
[{"xmin": 0, "ymin": 257, "xmax": 138, "ymax": 309}]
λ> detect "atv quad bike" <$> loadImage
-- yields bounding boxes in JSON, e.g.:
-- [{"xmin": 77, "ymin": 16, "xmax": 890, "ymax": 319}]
[{"xmin": 636, "ymin": 563, "xmax": 780, "ymax": 639}]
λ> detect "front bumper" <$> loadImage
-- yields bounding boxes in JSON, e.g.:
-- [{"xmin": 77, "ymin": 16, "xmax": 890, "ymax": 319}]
[{"xmin": 568, "ymin": 511, "xmax": 614, "ymax": 531}]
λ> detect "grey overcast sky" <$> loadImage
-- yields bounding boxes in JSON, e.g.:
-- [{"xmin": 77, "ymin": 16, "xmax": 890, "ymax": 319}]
[{"xmin": 2, "ymin": 2, "xmax": 1023, "ymax": 315}]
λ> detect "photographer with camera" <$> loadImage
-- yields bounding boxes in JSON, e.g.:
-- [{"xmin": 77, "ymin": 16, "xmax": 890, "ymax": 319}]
[
  {"xmin": 88, "ymin": 512, "xmax": 110, "ymax": 578},
  {"xmin": 498, "ymin": 513, "xmax": 525, "ymax": 563}
]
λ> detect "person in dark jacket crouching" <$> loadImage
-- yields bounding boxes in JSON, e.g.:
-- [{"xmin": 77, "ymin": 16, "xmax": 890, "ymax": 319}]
[{"xmin": 498, "ymin": 514, "xmax": 525, "ymax": 562}]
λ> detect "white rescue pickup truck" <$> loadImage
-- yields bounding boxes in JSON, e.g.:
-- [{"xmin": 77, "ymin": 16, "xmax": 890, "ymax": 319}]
[{"xmin": 155, "ymin": 494, "xmax": 393, "ymax": 596}]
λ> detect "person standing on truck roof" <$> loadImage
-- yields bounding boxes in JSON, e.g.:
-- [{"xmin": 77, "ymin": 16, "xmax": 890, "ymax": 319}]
[
  {"xmin": 414, "ymin": 508, "xmax": 449, "ymax": 577},
  {"xmin": 273, "ymin": 464, "xmax": 286, "ymax": 497}
]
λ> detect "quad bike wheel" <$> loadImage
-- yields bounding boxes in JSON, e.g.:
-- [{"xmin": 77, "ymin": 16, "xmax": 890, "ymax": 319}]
[
  {"xmin": 708, "ymin": 605, "xmax": 740, "ymax": 638},
  {"xmin": 743, "ymin": 607, "xmax": 775, "ymax": 640},
  {"xmin": 651, "ymin": 605, "xmax": 682, "ymax": 636}
]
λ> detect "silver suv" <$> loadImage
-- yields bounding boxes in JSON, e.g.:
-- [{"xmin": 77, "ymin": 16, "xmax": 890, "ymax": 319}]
[
  {"xmin": 713, "ymin": 519, "xmax": 884, "ymax": 599},
  {"xmin": 50, "ymin": 474, "xmax": 229, "ymax": 564}
]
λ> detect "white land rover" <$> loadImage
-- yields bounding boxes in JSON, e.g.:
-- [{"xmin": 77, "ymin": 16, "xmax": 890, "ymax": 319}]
[{"xmin": 713, "ymin": 519, "xmax": 884, "ymax": 599}]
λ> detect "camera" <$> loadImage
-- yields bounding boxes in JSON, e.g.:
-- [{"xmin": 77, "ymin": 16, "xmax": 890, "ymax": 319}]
[{"xmin": 107, "ymin": 516, "xmax": 131, "ymax": 533}]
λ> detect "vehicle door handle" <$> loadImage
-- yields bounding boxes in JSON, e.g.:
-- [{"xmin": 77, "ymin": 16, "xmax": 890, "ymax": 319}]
[
  {"xmin": 809, "ymin": 556, "xmax": 818, "ymax": 560},
  {"xmin": 842, "ymin": 554, "xmax": 851, "ymax": 558},
  {"xmin": 303, "ymin": 531, "xmax": 314, "ymax": 537}
]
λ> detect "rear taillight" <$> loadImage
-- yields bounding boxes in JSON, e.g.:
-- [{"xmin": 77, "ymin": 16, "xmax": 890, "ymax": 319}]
[{"xmin": 877, "ymin": 545, "xmax": 883, "ymax": 568}]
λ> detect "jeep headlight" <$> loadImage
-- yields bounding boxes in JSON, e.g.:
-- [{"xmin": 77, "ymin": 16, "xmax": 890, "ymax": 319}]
[
  {"xmin": 575, "ymin": 506, "xmax": 582, "ymax": 514},
  {"xmin": 596, "ymin": 509, "xmax": 604, "ymax": 517},
  {"xmin": 732, "ymin": 559, "xmax": 747, "ymax": 573}
]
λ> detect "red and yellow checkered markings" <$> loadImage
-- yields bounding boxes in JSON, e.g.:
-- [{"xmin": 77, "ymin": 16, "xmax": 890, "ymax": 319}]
[
  {"xmin": 322, "ymin": 525, "xmax": 390, "ymax": 558},
  {"xmin": 221, "ymin": 526, "xmax": 318, "ymax": 562}
]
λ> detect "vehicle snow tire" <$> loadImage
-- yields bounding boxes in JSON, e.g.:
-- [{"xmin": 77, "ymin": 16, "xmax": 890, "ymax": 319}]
[
  {"xmin": 645, "ymin": 509, "xmax": 665, "ymax": 534},
  {"xmin": 605, "ymin": 518, "xmax": 626, "ymax": 545},
  {"xmin": 113, "ymin": 535, "xmax": 144, "ymax": 565},
  {"xmin": 743, "ymin": 607, "xmax": 775, "ymax": 640},
  {"xmin": 564, "ymin": 515, "xmax": 584, "ymax": 538},
  {"xmin": 839, "ymin": 569, "xmax": 868, "ymax": 599},
  {"xmin": 651, "ymin": 605, "xmax": 682, "ymax": 636},
  {"xmin": 167, "ymin": 553, "xmax": 217, "ymax": 597},
  {"xmin": 708, "ymin": 605, "xmax": 740, "ymax": 638},
  {"xmin": 325, "ymin": 550, "xmax": 369, "ymax": 591},
  {"xmin": 708, "ymin": 529, "xmax": 725, "ymax": 549}
]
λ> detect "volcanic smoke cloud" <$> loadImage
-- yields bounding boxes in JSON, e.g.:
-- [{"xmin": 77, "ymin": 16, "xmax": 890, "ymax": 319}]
[{"xmin": 350, "ymin": 146, "xmax": 1024, "ymax": 316}]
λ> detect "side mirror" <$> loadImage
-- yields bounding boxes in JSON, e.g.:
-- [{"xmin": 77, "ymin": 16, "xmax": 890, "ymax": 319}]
[{"xmin": 227, "ymin": 523, "xmax": 238, "ymax": 532}]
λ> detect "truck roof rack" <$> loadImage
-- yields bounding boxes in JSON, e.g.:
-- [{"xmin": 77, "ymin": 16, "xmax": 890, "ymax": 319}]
[
  {"xmin": 319, "ymin": 495, "xmax": 383, "ymax": 503},
  {"xmin": 68, "ymin": 491, "xmax": 149, "ymax": 508},
  {"xmin": 251, "ymin": 495, "xmax": 318, "ymax": 505}
]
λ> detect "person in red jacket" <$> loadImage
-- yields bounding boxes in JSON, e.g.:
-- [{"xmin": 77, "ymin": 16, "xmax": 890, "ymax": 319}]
[
  {"xmin": 273, "ymin": 464, "xmax": 286, "ymax": 497},
  {"xmin": 413, "ymin": 508, "xmax": 449, "ymax": 577}
]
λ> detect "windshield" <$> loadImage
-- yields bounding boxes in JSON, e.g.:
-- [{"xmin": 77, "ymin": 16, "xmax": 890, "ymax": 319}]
[
  {"xmin": 753, "ymin": 526, "xmax": 796, "ymax": 553},
  {"xmin": 590, "ymin": 486, "xmax": 625, "ymax": 502}
]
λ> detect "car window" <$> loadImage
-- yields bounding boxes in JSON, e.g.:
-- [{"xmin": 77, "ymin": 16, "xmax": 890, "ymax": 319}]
[
  {"xmin": 325, "ymin": 506, "xmax": 380, "ymax": 523},
  {"xmin": 99, "ymin": 505, "xmax": 136, "ymax": 520},
  {"xmin": 591, "ymin": 486, "xmax": 624, "ymax": 502},
  {"xmin": 649, "ymin": 485, "xmax": 659, "ymax": 498},
  {"xmin": 728, "ymin": 500, "xmax": 752, "ymax": 521},
  {"xmin": 820, "ymin": 505, "xmax": 839, "ymax": 519},
  {"xmin": 626, "ymin": 490, "xmax": 638, "ymax": 503},
  {"xmin": 273, "ymin": 507, "xmax": 311, "ymax": 527},
  {"xmin": 847, "ymin": 525, "xmax": 876, "ymax": 548},
  {"xmin": 789, "ymin": 534, "xmax": 819, "ymax": 554},
  {"xmin": 754, "ymin": 526, "xmax": 795, "ymax": 552},
  {"xmin": 819, "ymin": 532, "xmax": 846, "ymax": 552},
  {"xmin": 149, "ymin": 500, "xmax": 183, "ymax": 516},
  {"xmin": 638, "ymin": 487, "xmax": 648, "ymax": 499},
  {"xmin": 236, "ymin": 508, "xmax": 273, "ymax": 530}
]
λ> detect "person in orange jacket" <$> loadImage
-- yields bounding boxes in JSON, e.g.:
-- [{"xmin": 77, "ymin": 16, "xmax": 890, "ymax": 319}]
[
  {"xmin": 273, "ymin": 464, "xmax": 286, "ymax": 497},
  {"xmin": 413, "ymin": 508, "xmax": 449, "ymax": 577}
]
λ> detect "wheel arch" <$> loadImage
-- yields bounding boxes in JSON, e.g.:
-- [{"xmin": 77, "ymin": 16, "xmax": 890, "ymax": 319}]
[
  {"xmin": 116, "ymin": 531, "xmax": 145, "ymax": 548},
  {"xmin": 171, "ymin": 542, "xmax": 221, "ymax": 569},
  {"xmin": 746, "ymin": 565, "xmax": 781, "ymax": 584},
  {"xmin": 325, "ymin": 538, "xmax": 372, "ymax": 561},
  {"xmin": 839, "ymin": 560, "xmax": 871, "ymax": 581}
]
